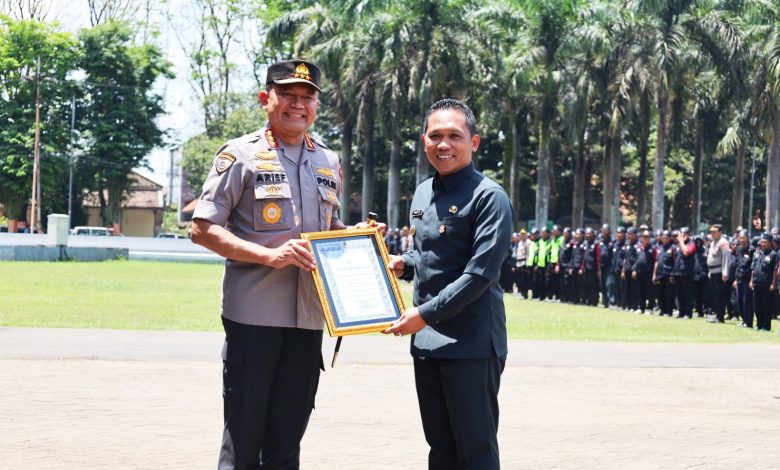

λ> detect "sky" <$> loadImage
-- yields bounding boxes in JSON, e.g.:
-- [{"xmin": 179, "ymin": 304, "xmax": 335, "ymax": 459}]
[{"xmin": 44, "ymin": 0, "xmax": 260, "ymax": 199}]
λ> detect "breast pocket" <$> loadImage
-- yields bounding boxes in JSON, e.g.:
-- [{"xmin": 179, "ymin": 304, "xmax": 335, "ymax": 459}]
[
  {"xmin": 253, "ymin": 181, "xmax": 294, "ymax": 231},
  {"xmin": 316, "ymin": 185, "xmax": 341, "ymax": 231},
  {"xmin": 435, "ymin": 216, "xmax": 472, "ymax": 254}
]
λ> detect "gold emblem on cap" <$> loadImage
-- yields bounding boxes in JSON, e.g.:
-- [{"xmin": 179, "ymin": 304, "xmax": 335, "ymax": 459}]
[
  {"xmin": 449, "ymin": 205, "xmax": 458, "ymax": 214},
  {"xmin": 256, "ymin": 163, "xmax": 282, "ymax": 171},
  {"xmin": 439, "ymin": 224, "xmax": 446, "ymax": 234},
  {"xmin": 255, "ymin": 151, "xmax": 276, "ymax": 160},
  {"xmin": 262, "ymin": 202, "xmax": 282, "ymax": 224},
  {"xmin": 293, "ymin": 63, "xmax": 312, "ymax": 81},
  {"xmin": 215, "ymin": 152, "xmax": 236, "ymax": 175}
]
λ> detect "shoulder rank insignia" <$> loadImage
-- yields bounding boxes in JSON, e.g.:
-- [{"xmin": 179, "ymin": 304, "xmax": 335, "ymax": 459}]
[
  {"xmin": 255, "ymin": 151, "xmax": 276, "ymax": 161},
  {"xmin": 316, "ymin": 167, "xmax": 336, "ymax": 178},
  {"xmin": 215, "ymin": 152, "xmax": 236, "ymax": 175},
  {"xmin": 264, "ymin": 128, "xmax": 280, "ymax": 149},
  {"xmin": 303, "ymin": 132, "xmax": 316, "ymax": 150},
  {"xmin": 256, "ymin": 163, "xmax": 283, "ymax": 172}
]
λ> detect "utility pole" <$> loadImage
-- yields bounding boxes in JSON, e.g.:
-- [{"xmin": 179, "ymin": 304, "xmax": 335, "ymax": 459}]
[
  {"xmin": 68, "ymin": 94, "xmax": 76, "ymax": 222},
  {"xmin": 168, "ymin": 147, "xmax": 175, "ymax": 207},
  {"xmin": 30, "ymin": 56, "xmax": 42, "ymax": 234}
]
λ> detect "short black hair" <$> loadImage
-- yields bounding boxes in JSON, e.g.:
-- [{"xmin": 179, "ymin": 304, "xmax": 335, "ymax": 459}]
[{"xmin": 423, "ymin": 98, "xmax": 478, "ymax": 136}]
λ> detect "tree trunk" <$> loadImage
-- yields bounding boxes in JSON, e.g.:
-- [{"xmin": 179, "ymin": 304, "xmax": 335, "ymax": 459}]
[
  {"xmin": 731, "ymin": 137, "xmax": 746, "ymax": 231},
  {"xmin": 610, "ymin": 127, "xmax": 622, "ymax": 228},
  {"xmin": 510, "ymin": 116, "xmax": 523, "ymax": 226},
  {"xmin": 535, "ymin": 121, "xmax": 551, "ymax": 227},
  {"xmin": 601, "ymin": 134, "xmax": 613, "ymax": 226},
  {"xmin": 360, "ymin": 94, "xmax": 376, "ymax": 221},
  {"xmin": 387, "ymin": 130, "xmax": 402, "ymax": 229},
  {"xmin": 339, "ymin": 121, "xmax": 354, "ymax": 224},
  {"xmin": 766, "ymin": 105, "xmax": 780, "ymax": 229},
  {"xmin": 691, "ymin": 119, "xmax": 703, "ymax": 230},
  {"xmin": 572, "ymin": 123, "xmax": 587, "ymax": 228},
  {"xmin": 637, "ymin": 90, "xmax": 650, "ymax": 225},
  {"xmin": 652, "ymin": 86, "xmax": 669, "ymax": 230}
]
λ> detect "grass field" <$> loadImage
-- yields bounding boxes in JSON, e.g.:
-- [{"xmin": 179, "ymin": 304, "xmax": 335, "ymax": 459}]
[{"xmin": 1, "ymin": 260, "xmax": 779, "ymax": 343}]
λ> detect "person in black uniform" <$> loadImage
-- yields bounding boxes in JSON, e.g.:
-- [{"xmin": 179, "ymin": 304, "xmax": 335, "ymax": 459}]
[
  {"xmin": 580, "ymin": 227, "xmax": 600, "ymax": 306},
  {"xmin": 556, "ymin": 227, "xmax": 574, "ymax": 303},
  {"xmin": 749, "ymin": 233, "xmax": 777, "ymax": 331},
  {"xmin": 621, "ymin": 227, "xmax": 639, "ymax": 311},
  {"xmin": 671, "ymin": 228, "xmax": 696, "ymax": 319},
  {"xmin": 632, "ymin": 230, "xmax": 654, "ymax": 313},
  {"xmin": 733, "ymin": 230, "xmax": 754, "ymax": 327},
  {"xmin": 692, "ymin": 236, "xmax": 709, "ymax": 318},
  {"xmin": 649, "ymin": 229, "xmax": 663, "ymax": 311},
  {"xmin": 599, "ymin": 224, "xmax": 613, "ymax": 308},
  {"xmin": 386, "ymin": 99, "xmax": 512, "ymax": 469},
  {"xmin": 610, "ymin": 227, "xmax": 627, "ymax": 309},
  {"xmin": 653, "ymin": 230, "xmax": 676, "ymax": 316},
  {"xmin": 569, "ymin": 229, "xmax": 585, "ymax": 304}
]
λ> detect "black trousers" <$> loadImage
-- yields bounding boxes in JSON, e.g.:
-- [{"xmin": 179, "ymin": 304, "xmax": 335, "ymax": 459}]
[
  {"xmin": 693, "ymin": 278, "xmax": 707, "ymax": 317},
  {"xmin": 600, "ymin": 268, "xmax": 611, "ymax": 308},
  {"xmin": 414, "ymin": 356, "xmax": 505, "ymax": 470},
  {"xmin": 219, "ymin": 318, "xmax": 323, "ymax": 470},
  {"xmin": 561, "ymin": 269, "xmax": 572, "ymax": 303},
  {"xmin": 533, "ymin": 267, "xmax": 546, "ymax": 300},
  {"xmin": 547, "ymin": 265, "xmax": 559, "ymax": 300},
  {"xmin": 581, "ymin": 270, "xmax": 599, "ymax": 306},
  {"xmin": 708, "ymin": 273, "xmax": 729, "ymax": 321},
  {"xmin": 636, "ymin": 273, "xmax": 651, "ymax": 312},
  {"xmin": 754, "ymin": 287, "xmax": 774, "ymax": 331},
  {"xmin": 623, "ymin": 274, "xmax": 638, "ymax": 310},
  {"xmin": 514, "ymin": 265, "xmax": 527, "ymax": 297},
  {"xmin": 673, "ymin": 276, "xmax": 694, "ymax": 318},
  {"xmin": 736, "ymin": 280, "xmax": 753, "ymax": 327},
  {"xmin": 656, "ymin": 277, "xmax": 674, "ymax": 315}
]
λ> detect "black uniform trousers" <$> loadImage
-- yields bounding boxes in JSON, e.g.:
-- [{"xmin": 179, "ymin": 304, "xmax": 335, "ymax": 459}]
[
  {"xmin": 580, "ymin": 270, "xmax": 599, "ymax": 306},
  {"xmin": 753, "ymin": 286, "xmax": 774, "ymax": 331},
  {"xmin": 623, "ymin": 274, "xmax": 638, "ymax": 310},
  {"xmin": 533, "ymin": 267, "xmax": 546, "ymax": 300},
  {"xmin": 561, "ymin": 269, "xmax": 572, "ymax": 303},
  {"xmin": 693, "ymin": 278, "xmax": 707, "ymax": 317},
  {"xmin": 736, "ymin": 281, "xmax": 753, "ymax": 327},
  {"xmin": 708, "ymin": 273, "xmax": 729, "ymax": 321},
  {"xmin": 219, "ymin": 317, "xmax": 323, "ymax": 470},
  {"xmin": 514, "ymin": 265, "xmax": 527, "ymax": 298},
  {"xmin": 673, "ymin": 275, "xmax": 694, "ymax": 318},
  {"xmin": 414, "ymin": 356, "xmax": 506, "ymax": 470},
  {"xmin": 600, "ymin": 268, "xmax": 611, "ymax": 308},
  {"xmin": 656, "ymin": 277, "xmax": 675, "ymax": 316},
  {"xmin": 636, "ymin": 273, "xmax": 651, "ymax": 313},
  {"xmin": 547, "ymin": 265, "xmax": 560, "ymax": 300}
]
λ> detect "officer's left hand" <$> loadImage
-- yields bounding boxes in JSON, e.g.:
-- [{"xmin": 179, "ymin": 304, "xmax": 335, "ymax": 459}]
[
  {"xmin": 722, "ymin": 275, "xmax": 728, "ymax": 283},
  {"xmin": 354, "ymin": 221, "xmax": 388, "ymax": 234},
  {"xmin": 383, "ymin": 307, "xmax": 426, "ymax": 336}
]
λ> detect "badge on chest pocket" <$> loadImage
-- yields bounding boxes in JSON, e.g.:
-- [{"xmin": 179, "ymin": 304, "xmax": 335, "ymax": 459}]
[{"xmin": 253, "ymin": 181, "xmax": 293, "ymax": 231}]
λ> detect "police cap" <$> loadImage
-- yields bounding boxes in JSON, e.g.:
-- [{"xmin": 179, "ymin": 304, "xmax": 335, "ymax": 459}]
[
  {"xmin": 627, "ymin": 227, "xmax": 638, "ymax": 235},
  {"xmin": 761, "ymin": 232, "xmax": 773, "ymax": 241},
  {"xmin": 655, "ymin": 229, "xmax": 663, "ymax": 237},
  {"xmin": 662, "ymin": 230, "xmax": 671, "ymax": 237},
  {"xmin": 679, "ymin": 227, "xmax": 690, "ymax": 235},
  {"xmin": 584, "ymin": 227, "xmax": 594, "ymax": 235},
  {"xmin": 563, "ymin": 227, "xmax": 572, "ymax": 234},
  {"xmin": 616, "ymin": 226, "xmax": 626, "ymax": 234},
  {"xmin": 266, "ymin": 59, "xmax": 322, "ymax": 92},
  {"xmin": 709, "ymin": 224, "xmax": 723, "ymax": 232},
  {"xmin": 552, "ymin": 224, "xmax": 561, "ymax": 232},
  {"xmin": 531, "ymin": 228, "xmax": 540, "ymax": 235},
  {"xmin": 602, "ymin": 223, "xmax": 610, "ymax": 231}
]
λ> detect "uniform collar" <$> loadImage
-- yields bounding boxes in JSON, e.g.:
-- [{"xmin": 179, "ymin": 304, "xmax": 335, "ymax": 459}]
[
  {"xmin": 259, "ymin": 122, "xmax": 317, "ymax": 151},
  {"xmin": 433, "ymin": 163, "xmax": 476, "ymax": 192}
]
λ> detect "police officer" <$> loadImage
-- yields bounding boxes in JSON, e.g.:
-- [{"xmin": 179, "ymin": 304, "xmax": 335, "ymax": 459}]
[
  {"xmin": 569, "ymin": 229, "xmax": 585, "ymax": 304},
  {"xmin": 632, "ymin": 230, "xmax": 654, "ymax": 313},
  {"xmin": 610, "ymin": 227, "xmax": 627, "ymax": 309},
  {"xmin": 621, "ymin": 227, "xmax": 640, "ymax": 311},
  {"xmin": 580, "ymin": 227, "xmax": 600, "ymax": 306},
  {"xmin": 671, "ymin": 228, "xmax": 697, "ymax": 319},
  {"xmin": 692, "ymin": 235, "xmax": 709, "ymax": 318},
  {"xmin": 514, "ymin": 229, "xmax": 531, "ymax": 298},
  {"xmin": 192, "ymin": 59, "xmax": 352, "ymax": 469},
  {"xmin": 733, "ymin": 230, "xmax": 754, "ymax": 327},
  {"xmin": 556, "ymin": 227, "xmax": 574, "ymax": 303},
  {"xmin": 386, "ymin": 99, "xmax": 512, "ymax": 469},
  {"xmin": 653, "ymin": 230, "xmax": 676, "ymax": 316},
  {"xmin": 706, "ymin": 224, "xmax": 731, "ymax": 323},
  {"xmin": 749, "ymin": 233, "xmax": 777, "ymax": 331},
  {"xmin": 534, "ymin": 228, "xmax": 551, "ymax": 300},
  {"xmin": 599, "ymin": 224, "xmax": 613, "ymax": 308},
  {"xmin": 548, "ymin": 225, "xmax": 563, "ymax": 301},
  {"xmin": 525, "ymin": 228, "xmax": 540, "ymax": 299}
]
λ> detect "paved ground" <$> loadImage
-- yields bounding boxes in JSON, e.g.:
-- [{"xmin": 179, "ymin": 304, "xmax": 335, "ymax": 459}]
[{"xmin": 2, "ymin": 327, "xmax": 780, "ymax": 469}]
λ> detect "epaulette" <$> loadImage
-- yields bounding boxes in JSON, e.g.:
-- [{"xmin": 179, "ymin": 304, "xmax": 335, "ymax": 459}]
[{"xmin": 312, "ymin": 136, "xmax": 331, "ymax": 150}]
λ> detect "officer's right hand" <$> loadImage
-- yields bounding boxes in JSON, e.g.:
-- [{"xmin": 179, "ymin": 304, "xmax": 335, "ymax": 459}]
[
  {"xmin": 266, "ymin": 239, "xmax": 316, "ymax": 271},
  {"xmin": 388, "ymin": 255, "xmax": 405, "ymax": 278}
]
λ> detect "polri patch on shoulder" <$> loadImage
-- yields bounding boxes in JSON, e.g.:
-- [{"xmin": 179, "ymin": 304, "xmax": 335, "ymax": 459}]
[{"xmin": 215, "ymin": 152, "xmax": 236, "ymax": 175}]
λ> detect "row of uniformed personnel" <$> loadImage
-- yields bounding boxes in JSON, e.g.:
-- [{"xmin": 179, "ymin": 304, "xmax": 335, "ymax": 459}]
[{"xmin": 512, "ymin": 224, "xmax": 780, "ymax": 332}]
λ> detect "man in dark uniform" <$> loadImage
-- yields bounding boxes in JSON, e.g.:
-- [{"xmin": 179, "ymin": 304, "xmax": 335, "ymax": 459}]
[
  {"xmin": 692, "ymin": 235, "xmax": 709, "ymax": 318},
  {"xmin": 556, "ymin": 227, "xmax": 574, "ymax": 303},
  {"xmin": 671, "ymin": 227, "xmax": 697, "ymax": 319},
  {"xmin": 610, "ymin": 227, "xmax": 627, "ymax": 309},
  {"xmin": 621, "ymin": 227, "xmax": 639, "ymax": 311},
  {"xmin": 580, "ymin": 227, "xmax": 600, "ymax": 306},
  {"xmin": 632, "ymin": 230, "xmax": 654, "ymax": 313},
  {"xmin": 569, "ymin": 229, "xmax": 585, "ymax": 304},
  {"xmin": 750, "ymin": 233, "xmax": 777, "ymax": 331},
  {"xmin": 385, "ymin": 99, "xmax": 512, "ymax": 469},
  {"xmin": 734, "ymin": 230, "xmax": 754, "ymax": 327},
  {"xmin": 599, "ymin": 224, "xmax": 612, "ymax": 308},
  {"xmin": 191, "ymin": 60, "xmax": 356, "ymax": 469},
  {"xmin": 653, "ymin": 230, "xmax": 676, "ymax": 316}
]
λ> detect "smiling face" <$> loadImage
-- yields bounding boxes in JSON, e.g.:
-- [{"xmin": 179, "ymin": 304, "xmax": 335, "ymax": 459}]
[
  {"xmin": 422, "ymin": 109, "xmax": 480, "ymax": 177},
  {"xmin": 259, "ymin": 83, "xmax": 319, "ymax": 142}
]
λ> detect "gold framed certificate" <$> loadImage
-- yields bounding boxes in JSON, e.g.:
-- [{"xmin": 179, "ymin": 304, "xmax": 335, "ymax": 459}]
[{"xmin": 301, "ymin": 228, "xmax": 406, "ymax": 336}]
